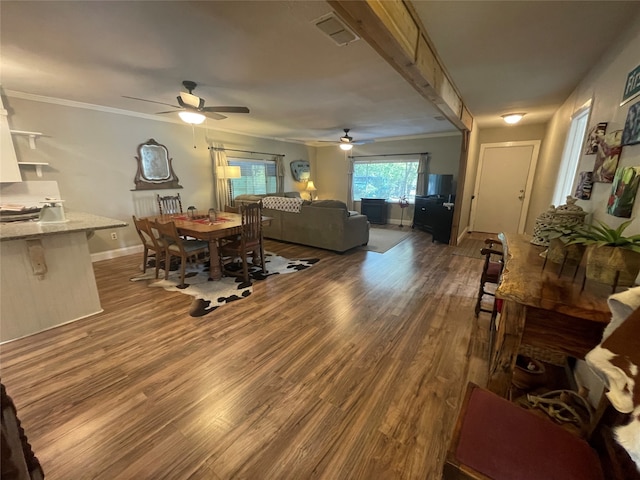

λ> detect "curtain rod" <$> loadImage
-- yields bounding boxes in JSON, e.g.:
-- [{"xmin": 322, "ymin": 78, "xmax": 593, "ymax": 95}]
[
  {"xmin": 209, "ymin": 146, "xmax": 285, "ymax": 157},
  {"xmin": 348, "ymin": 152, "xmax": 429, "ymax": 158}
]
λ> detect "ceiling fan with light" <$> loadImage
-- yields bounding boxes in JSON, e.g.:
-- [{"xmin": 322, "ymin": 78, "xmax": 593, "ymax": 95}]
[
  {"xmin": 320, "ymin": 129, "xmax": 373, "ymax": 150},
  {"xmin": 123, "ymin": 80, "xmax": 250, "ymax": 124}
]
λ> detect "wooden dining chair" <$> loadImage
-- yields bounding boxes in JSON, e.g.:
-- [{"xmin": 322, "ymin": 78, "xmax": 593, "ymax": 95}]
[
  {"xmin": 132, "ymin": 215, "xmax": 165, "ymax": 278},
  {"xmin": 148, "ymin": 219, "xmax": 208, "ymax": 287},
  {"xmin": 474, "ymin": 238, "xmax": 504, "ymax": 318},
  {"xmin": 157, "ymin": 193, "xmax": 183, "ymax": 215},
  {"xmin": 220, "ymin": 202, "xmax": 266, "ymax": 285}
]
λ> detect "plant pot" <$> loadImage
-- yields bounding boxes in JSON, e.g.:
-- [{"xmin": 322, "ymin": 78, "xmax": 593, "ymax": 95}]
[
  {"xmin": 546, "ymin": 238, "xmax": 585, "ymax": 265},
  {"xmin": 585, "ymin": 245, "xmax": 640, "ymax": 287}
]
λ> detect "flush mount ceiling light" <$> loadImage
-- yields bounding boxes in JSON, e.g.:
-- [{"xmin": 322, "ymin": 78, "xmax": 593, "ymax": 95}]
[
  {"xmin": 178, "ymin": 111, "xmax": 206, "ymax": 125},
  {"xmin": 501, "ymin": 113, "xmax": 526, "ymax": 125}
]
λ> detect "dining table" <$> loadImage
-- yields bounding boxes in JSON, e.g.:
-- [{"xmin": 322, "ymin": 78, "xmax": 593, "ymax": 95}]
[{"xmin": 144, "ymin": 212, "xmax": 270, "ymax": 280}]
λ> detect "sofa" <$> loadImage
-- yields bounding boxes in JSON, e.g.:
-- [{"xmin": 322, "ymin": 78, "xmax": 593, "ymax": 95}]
[{"xmin": 234, "ymin": 193, "xmax": 369, "ymax": 252}]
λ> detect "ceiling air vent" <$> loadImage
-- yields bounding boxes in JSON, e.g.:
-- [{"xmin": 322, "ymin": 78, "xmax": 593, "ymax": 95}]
[{"xmin": 313, "ymin": 12, "xmax": 359, "ymax": 46}]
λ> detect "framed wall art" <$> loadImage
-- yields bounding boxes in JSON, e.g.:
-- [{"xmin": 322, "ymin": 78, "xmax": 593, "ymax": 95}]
[
  {"xmin": 584, "ymin": 122, "xmax": 607, "ymax": 155},
  {"xmin": 593, "ymin": 130, "xmax": 623, "ymax": 183},
  {"xmin": 621, "ymin": 100, "xmax": 640, "ymax": 146},
  {"xmin": 607, "ymin": 165, "xmax": 640, "ymax": 218}
]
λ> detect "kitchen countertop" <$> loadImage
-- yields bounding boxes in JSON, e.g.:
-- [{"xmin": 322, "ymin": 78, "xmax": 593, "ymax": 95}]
[{"xmin": 0, "ymin": 210, "xmax": 127, "ymax": 241}]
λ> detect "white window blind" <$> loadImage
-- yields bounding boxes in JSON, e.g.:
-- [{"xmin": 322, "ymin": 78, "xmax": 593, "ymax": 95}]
[{"xmin": 228, "ymin": 158, "xmax": 277, "ymax": 197}]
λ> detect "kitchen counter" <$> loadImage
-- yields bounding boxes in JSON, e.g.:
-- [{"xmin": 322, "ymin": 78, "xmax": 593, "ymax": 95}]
[
  {"xmin": 1, "ymin": 210, "xmax": 127, "ymax": 342},
  {"xmin": 0, "ymin": 210, "xmax": 126, "ymax": 241}
]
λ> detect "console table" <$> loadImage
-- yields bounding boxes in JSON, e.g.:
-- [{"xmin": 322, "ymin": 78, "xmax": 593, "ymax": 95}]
[
  {"xmin": 360, "ymin": 198, "xmax": 387, "ymax": 224},
  {"xmin": 487, "ymin": 232, "xmax": 611, "ymax": 397}
]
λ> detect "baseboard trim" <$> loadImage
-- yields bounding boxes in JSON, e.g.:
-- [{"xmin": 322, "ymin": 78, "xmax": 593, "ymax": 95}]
[
  {"xmin": 91, "ymin": 245, "xmax": 142, "ymax": 262},
  {"xmin": 457, "ymin": 226, "xmax": 469, "ymax": 245}
]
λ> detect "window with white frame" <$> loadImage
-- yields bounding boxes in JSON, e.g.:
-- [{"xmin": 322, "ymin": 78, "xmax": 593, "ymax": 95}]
[
  {"xmin": 552, "ymin": 103, "xmax": 591, "ymax": 206},
  {"xmin": 352, "ymin": 160, "xmax": 419, "ymax": 201},
  {"xmin": 228, "ymin": 158, "xmax": 277, "ymax": 197}
]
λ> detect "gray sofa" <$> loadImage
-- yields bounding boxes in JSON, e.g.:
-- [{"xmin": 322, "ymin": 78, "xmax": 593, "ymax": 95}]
[{"xmin": 234, "ymin": 194, "xmax": 369, "ymax": 252}]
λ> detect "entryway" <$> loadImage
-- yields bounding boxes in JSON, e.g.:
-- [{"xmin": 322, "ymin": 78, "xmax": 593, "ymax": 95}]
[{"xmin": 470, "ymin": 141, "xmax": 540, "ymax": 234}]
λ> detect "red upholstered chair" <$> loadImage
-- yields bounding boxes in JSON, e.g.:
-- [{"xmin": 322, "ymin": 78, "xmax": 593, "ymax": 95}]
[{"xmin": 443, "ymin": 383, "xmax": 604, "ymax": 480}]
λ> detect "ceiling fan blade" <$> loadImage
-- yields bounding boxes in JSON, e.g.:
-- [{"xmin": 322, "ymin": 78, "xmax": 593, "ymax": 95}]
[
  {"xmin": 204, "ymin": 111, "xmax": 227, "ymax": 121},
  {"xmin": 353, "ymin": 139, "xmax": 375, "ymax": 145},
  {"xmin": 202, "ymin": 106, "xmax": 250, "ymax": 114},
  {"xmin": 122, "ymin": 96, "xmax": 180, "ymax": 109},
  {"xmin": 155, "ymin": 110, "xmax": 182, "ymax": 114}
]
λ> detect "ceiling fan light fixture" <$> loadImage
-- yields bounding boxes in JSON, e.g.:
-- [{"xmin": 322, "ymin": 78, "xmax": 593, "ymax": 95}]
[
  {"xmin": 501, "ymin": 113, "xmax": 526, "ymax": 125},
  {"xmin": 340, "ymin": 143, "xmax": 353, "ymax": 151},
  {"xmin": 179, "ymin": 111, "xmax": 206, "ymax": 125}
]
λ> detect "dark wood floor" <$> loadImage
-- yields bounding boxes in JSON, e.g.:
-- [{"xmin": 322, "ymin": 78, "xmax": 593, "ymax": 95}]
[{"xmin": 0, "ymin": 228, "xmax": 491, "ymax": 479}]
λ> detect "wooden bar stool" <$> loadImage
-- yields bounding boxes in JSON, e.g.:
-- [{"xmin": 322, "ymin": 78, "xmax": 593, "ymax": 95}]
[{"xmin": 443, "ymin": 383, "xmax": 604, "ymax": 480}]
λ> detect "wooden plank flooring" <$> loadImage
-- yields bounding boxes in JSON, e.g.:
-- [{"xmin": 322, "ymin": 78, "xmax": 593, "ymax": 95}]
[{"xmin": 0, "ymin": 229, "xmax": 491, "ymax": 479}]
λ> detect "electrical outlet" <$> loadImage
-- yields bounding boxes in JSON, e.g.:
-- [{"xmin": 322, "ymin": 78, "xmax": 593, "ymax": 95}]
[{"xmin": 110, "ymin": 232, "xmax": 118, "ymax": 240}]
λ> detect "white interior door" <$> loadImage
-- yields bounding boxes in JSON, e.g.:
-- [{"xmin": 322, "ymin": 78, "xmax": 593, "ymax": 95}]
[{"xmin": 471, "ymin": 141, "xmax": 540, "ymax": 234}]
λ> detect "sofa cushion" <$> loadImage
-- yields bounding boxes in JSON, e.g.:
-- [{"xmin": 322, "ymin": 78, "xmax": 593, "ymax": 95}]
[{"xmin": 311, "ymin": 200, "xmax": 348, "ymax": 212}]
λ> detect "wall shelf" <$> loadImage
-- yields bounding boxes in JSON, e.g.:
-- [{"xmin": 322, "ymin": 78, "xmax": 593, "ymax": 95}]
[
  {"xmin": 18, "ymin": 162, "xmax": 49, "ymax": 178},
  {"xmin": 10, "ymin": 130, "xmax": 43, "ymax": 149}
]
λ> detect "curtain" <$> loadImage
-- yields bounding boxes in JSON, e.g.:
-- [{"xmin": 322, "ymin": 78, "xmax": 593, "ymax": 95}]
[
  {"xmin": 274, "ymin": 155, "xmax": 285, "ymax": 193},
  {"xmin": 211, "ymin": 143, "xmax": 230, "ymax": 210},
  {"xmin": 416, "ymin": 153, "xmax": 430, "ymax": 196},
  {"xmin": 346, "ymin": 156, "xmax": 355, "ymax": 210}
]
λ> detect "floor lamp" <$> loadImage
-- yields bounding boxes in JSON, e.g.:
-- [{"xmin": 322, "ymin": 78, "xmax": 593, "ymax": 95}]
[{"xmin": 217, "ymin": 166, "xmax": 241, "ymax": 207}]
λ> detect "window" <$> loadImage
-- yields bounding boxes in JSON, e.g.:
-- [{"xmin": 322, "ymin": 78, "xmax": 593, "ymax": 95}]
[
  {"xmin": 352, "ymin": 160, "xmax": 418, "ymax": 201},
  {"xmin": 228, "ymin": 158, "xmax": 277, "ymax": 197},
  {"xmin": 552, "ymin": 103, "xmax": 591, "ymax": 206}
]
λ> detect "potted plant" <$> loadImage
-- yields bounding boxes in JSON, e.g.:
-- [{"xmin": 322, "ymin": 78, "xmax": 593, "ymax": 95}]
[{"xmin": 566, "ymin": 219, "xmax": 640, "ymax": 288}]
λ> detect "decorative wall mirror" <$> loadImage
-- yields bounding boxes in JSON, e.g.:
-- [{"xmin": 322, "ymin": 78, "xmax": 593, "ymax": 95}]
[
  {"xmin": 290, "ymin": 160, "xmax": 310, "ymax": 182},
  {"xmin": 133, "ymin": 138, "xmax": 182, "ymax": 190}
]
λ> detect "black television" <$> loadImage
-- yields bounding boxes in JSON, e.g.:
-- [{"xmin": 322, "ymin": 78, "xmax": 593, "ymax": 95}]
[{"xmin": 427, "ymin": 174, "xmax": 453, "ymax": 197}]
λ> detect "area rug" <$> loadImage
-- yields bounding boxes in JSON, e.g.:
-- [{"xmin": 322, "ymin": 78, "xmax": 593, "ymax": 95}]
[
  {"xmin": 451, "ymin": 237, "xmax": 487, "ymax": 260},
  {"xmin": 362, "ymin": 227, "xmax": 412, "ymax": 253},
  {"xmin": 130, "ymin": 252, "xmax": 319, "ymax": 317}
]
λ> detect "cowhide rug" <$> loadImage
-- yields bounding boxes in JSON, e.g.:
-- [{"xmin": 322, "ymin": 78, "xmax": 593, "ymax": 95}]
[{"xmin": 130, "ymin": 252, "xmax": 319, "ymax": 317}]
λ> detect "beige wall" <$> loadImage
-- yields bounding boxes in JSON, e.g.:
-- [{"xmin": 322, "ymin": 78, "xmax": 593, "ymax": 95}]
[
  {"xmin": 315, "ymin": 134, "xmax": 462, "ymax": 223},
  {"xmin": 462, "ymin": 13, "xmax": 640, "ymax": 236},
  {"xmin": 5, "ymin": 96, "xmax": 315, "ymax": 254},
  {"xmin": 542, "ymin": 13, "xmax": 640, "ymax": 235}
]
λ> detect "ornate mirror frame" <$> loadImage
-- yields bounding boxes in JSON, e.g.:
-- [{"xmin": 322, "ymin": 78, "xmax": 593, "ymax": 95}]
[{"xmin": 133, "ymin": 138, "xmax": 182, "ymax": 190}]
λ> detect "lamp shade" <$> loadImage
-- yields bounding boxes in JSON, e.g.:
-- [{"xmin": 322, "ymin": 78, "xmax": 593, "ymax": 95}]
[
  {"xmin": 306, "ymin": 180, "xmax": 317, "ymax": 192},
  {"xmin": 217, "ymin": 165, "xmax": 241, "ymax": 179},
  {"xmin": 178, "ymin": 111, "xmax": 206, "ymax": 124}
]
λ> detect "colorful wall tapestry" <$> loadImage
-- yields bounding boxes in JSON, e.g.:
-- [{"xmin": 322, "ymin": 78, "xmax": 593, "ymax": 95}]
[
  {"xmin": 593, "ymin": 130, "xmax": 623, "ymax": 183},
  {"xmin": 622, "ymin": 100, "xmax": 640, "ymax": 146},
  {"xmin": 574, "ymin": 171, "xmax": 593, "ymax": 200},
  {"xmin": 584, "ymin": 122, "xmax": 608, "ymax": 154},
  {"xmin": 607, "ymin": 166, "xmax": 640, "ymax": 218}
]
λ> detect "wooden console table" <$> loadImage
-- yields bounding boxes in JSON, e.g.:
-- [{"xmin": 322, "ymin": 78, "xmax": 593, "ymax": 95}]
[{"xmin": 487, "ymin": 232, "xmax": 612, "ymax": 397}]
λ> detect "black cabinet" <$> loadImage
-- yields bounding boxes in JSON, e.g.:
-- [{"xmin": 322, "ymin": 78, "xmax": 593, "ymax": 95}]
[
  {"xmin": 413, "ymin": 195, "xmax": 454, "ymax": 244},
  {"xmin": 361, "ymin": 198, "xmax": 387, "ymax": 224}
]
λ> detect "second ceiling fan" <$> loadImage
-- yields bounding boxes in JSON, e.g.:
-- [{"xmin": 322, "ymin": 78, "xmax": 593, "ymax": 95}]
[
  {"xmin": 123, "ymin": 80, "xmax": 250, "ymax": 123},
  {"xmin": 322, "ymin": 129, "xmax": 374, "ymax": 150}
]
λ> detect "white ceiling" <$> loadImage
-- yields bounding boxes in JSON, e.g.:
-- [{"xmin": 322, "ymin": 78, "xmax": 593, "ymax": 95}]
[{"xmin": 2, "ymin": 1, "xmax": 639, "ymax": 145}]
